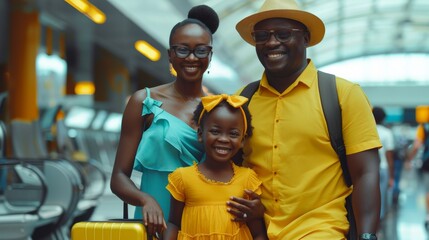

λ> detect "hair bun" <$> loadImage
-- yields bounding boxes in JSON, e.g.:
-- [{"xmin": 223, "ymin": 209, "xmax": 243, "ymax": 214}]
[{"xmin": 188, "ymin": 5, "xmax": 219, "ymax": 34}]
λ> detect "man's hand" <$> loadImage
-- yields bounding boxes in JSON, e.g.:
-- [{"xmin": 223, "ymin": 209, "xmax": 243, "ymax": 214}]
[{"xmin": 226, "ymin": 189, "xmax": 265, "ymax": 222}]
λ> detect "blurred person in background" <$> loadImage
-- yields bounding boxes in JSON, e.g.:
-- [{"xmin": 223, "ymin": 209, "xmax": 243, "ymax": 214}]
[
  {"xmin": 390, "ymin": 125, "xmax": 412, "ymax": 205},
  {"xmin": 407, "ymin": 122, "xmax": 429, "ymax": 228},
  {"xmin": 372, "ymin": 107, "xmax": 394, "ymax": 224}
]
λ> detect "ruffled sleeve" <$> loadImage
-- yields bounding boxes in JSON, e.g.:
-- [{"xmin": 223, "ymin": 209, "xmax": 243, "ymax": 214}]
[
  {"xmin": 133, "ymin": 88, "xmax": 204, "ymax": 172},
  {"xmin": 142, "ymin": 89, "xmax": 163, "ymax": 117},
  {"xmin": 166, "ymin": 168, "xmax": 185, "ymax": 202},
  {"xmin": 246, "ymin": 168, "xmax": 262, "ymax": 195}
]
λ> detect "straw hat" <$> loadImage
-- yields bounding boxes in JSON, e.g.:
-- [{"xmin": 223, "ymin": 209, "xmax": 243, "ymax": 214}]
[{"xmin": 236, "ymin": 0, "xmax": 325, "ymax": 46}]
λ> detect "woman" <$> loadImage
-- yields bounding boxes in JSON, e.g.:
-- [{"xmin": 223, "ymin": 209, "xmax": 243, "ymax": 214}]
[{"xmin": 110, "ymin": 5, "xmax": 219, "ymax": 237}]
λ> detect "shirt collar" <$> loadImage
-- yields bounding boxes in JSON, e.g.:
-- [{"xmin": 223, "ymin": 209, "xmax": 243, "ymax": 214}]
[
  {"xmin": 297, "ymin": 59, "xmax": 317, "ymax": 88},
  {"xmin": 259, "ymin": 59, "xmax": 318, "ymax": 95}
]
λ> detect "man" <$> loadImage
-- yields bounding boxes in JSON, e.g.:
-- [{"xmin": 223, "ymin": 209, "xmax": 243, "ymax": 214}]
[
  {"xmin": 227, "ymin": 0, "xmax": 382, "ymax": 239},
  {"xmin": 372, "ymin": 107, "xmax": 394, "ymax": 223}
]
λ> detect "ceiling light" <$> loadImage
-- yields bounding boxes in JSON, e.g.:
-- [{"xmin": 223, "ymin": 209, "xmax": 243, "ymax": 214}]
[
  {"xmin": 86, "ymin": 5, "xmax": 106, "ymax": 24},
  {"xmin": 75, "ymin": 81, "xmax": 95, "ymax": 95},
  {"xmin": 65, "ymin": 0, "xmax": 88, "ymax": 12},
  {"xmin": 135, "ymin": 40, "xmax": 161, "ymax": 61},
  {"xmin": 65, "ymin": 0, "xmax": 106, "ymax": 24},
  {"xmin": 416, "ymin": 105, "xmax": 429, "ymax": 123}
]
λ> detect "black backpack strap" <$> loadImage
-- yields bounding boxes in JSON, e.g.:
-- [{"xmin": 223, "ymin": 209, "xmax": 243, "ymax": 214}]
[
  {"xmin": 318, "ymin": 70, "xmax": 356, "ymax": 240},
  {"xmin": 232, "ymin": 80, "xmax": 261, "ymax": 166},
  {"xmin": 318, "ymin": 71, "xmax": 351, "ymax": 186},
  {"xmin": 422, "ymin": 123, "xmax": 429, "ymax": 161},
  {"xmin": 239, "ymin": 80, "xmax": 261, "ymax": 105}
]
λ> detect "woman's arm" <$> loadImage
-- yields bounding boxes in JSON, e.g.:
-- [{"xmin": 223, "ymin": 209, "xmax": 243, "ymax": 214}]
[
  {"xmin": 386, "ymin": 149, "xmax": 395, "ymax": 187},
  {"xmin": 110, "ymin": 90, "xmax": 166, "ymax": 235},
  {"xmin": 163, "ymin": 196, "xmax": 185, "ymax": 240},
  {"xmin": 407, "ymin": 138, "xmax": 423, "ymax": 161}
]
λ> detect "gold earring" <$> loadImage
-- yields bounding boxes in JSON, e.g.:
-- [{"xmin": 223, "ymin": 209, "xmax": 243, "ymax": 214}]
[{"xmin": 169, "ymin": 63, "xmax": 177, "ymax": 77}]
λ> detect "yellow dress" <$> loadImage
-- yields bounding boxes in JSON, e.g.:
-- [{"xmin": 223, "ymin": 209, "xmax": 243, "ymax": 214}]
[{"xmin": 166, "ymin": 162, "xmax": 262, "ymax": 240}]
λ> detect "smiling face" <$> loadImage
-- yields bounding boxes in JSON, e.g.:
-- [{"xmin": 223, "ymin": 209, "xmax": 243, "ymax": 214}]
[
  {"xmin": 198, "ymin": 104, "xmax": 245, "ymax": 164},
  {"xmin": 168, "ymin": 23, "xmax": 212, "ymax": 83},
  {"xmin": 254, "ymin": 18, "xmax": 309, "ymax": 77}
]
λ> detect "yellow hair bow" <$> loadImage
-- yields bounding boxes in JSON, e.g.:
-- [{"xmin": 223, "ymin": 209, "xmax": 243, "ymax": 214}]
[{"xmin": 198, "ymin": 94, "xmax": 249, "ymax": 134}]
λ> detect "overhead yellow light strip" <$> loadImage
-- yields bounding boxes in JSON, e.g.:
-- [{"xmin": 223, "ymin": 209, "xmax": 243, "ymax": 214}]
[
  {"xmin": 135, "ymin": 40, "xmax": 161, "ymax": 61},
  {"xmin": 65, "ymin": 0, "xmax": 88, "ymax": 11},
  {"xmin": 86, "ymin": 6, "xmax": 105, "ymax": 24},
  {"xmin": 65, "ymin": 0, "xmax": 106, "ymax": 24},
  {"xmin": 416, "ymin": 105, "xmax": 429, "ymax": 123}
]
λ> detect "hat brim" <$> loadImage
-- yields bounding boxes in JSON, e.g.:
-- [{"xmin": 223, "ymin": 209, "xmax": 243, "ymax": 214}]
[{"xmin": 236, "ymin": 9, "xmax": 325, "ymax": 47}]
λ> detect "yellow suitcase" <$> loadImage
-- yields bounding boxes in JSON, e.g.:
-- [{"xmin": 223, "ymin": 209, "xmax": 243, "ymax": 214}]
[{"xmin": 71, "ymin": 220, "xmax": 155, "ymax": 240}]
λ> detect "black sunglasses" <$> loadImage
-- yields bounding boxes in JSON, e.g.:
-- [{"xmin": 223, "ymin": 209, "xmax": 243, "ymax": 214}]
[
  {"xmin": 251, "ymin": 29, "xmax": 305, "ymax": 44},
  {"xmin": 170, "ymin": 45, "xmax": 212, "ymax": 59}
]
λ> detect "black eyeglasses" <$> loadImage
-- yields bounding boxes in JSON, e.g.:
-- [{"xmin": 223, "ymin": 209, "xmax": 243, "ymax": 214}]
[
  {"xmin": 170, "ymin": 45, "xmax": 212, "ymax": 59},
  {"xmin": 251, "ymin": 29, "xmax": 305, "ymax": 44}
]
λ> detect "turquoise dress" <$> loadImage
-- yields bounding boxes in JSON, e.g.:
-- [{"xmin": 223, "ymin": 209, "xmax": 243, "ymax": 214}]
[{"xmin": 133, "ymin": 88, "xmax": 204, "ymax": 219}]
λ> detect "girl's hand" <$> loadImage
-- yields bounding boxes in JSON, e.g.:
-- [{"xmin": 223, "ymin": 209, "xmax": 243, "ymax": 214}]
[
  {"xmin": 226, "ymin": 189, "xmax": 265, "ymax": 222},
  {"xmin": 142, "ymin": 197, "xmax": 167, "ymax": 237}
]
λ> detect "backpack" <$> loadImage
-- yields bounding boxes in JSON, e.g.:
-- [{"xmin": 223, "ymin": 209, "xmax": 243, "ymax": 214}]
[
  {"xmin": 393, "ymin": 133, "xmax": 411, "ymax": 161},
  {"xmin": 239, "ymin": 71, "xmax": 357, "ymax": 240}
]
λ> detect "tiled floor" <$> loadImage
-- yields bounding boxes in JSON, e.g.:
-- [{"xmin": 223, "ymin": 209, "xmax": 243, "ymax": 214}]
[
  {"xmin": 379, "ymin": 167, "xmax": 428, "ymax": 240},
  {"xmin": 91, "ymin": 166, "xmax": 429, "ymax": 239}
]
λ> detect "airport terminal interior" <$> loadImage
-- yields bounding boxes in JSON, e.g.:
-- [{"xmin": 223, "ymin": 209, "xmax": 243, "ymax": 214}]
[{"xmin": 1, "ymin": 0, "xmax": 429, "ymax": 239}]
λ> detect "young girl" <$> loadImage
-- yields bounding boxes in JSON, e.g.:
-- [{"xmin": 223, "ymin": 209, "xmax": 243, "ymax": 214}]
[{"xmin": 164, "ymin": 94, "xmax": 267, "ymax": 240}]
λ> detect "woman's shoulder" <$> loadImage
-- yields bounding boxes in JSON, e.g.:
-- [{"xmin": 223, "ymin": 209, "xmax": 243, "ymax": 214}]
[
  {"xmin": 129, "ymin": 88, "xmax": 147, "ymax": 102},
  {"xmin": 146, "ymin": 84, "xmax": 173, "ymax": 101},
  {"xmin": 130, "ymin": 84, "xmax": 171, "ymax": 102},
  {"xmin": 134, "ymin": 85, "xmax": 171, "ymax": 114}
]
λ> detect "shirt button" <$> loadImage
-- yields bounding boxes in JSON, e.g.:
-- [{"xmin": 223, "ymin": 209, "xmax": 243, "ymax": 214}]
[
  {"xmin": 274, "ymin": 145, "xmax": 278, "ymax": 149},
  {"xmin": 273, "ymin": 171, "xmax": 277, "ymax": 175},
  {"xmin": 276, "ymin": 119, "xmax": 279, "ymax": 123}
]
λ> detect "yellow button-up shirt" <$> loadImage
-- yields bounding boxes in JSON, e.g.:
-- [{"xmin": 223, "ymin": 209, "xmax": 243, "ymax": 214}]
[{"xmin": 239, "ymin": 60, "xmax": 381, "ymax": 239}]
